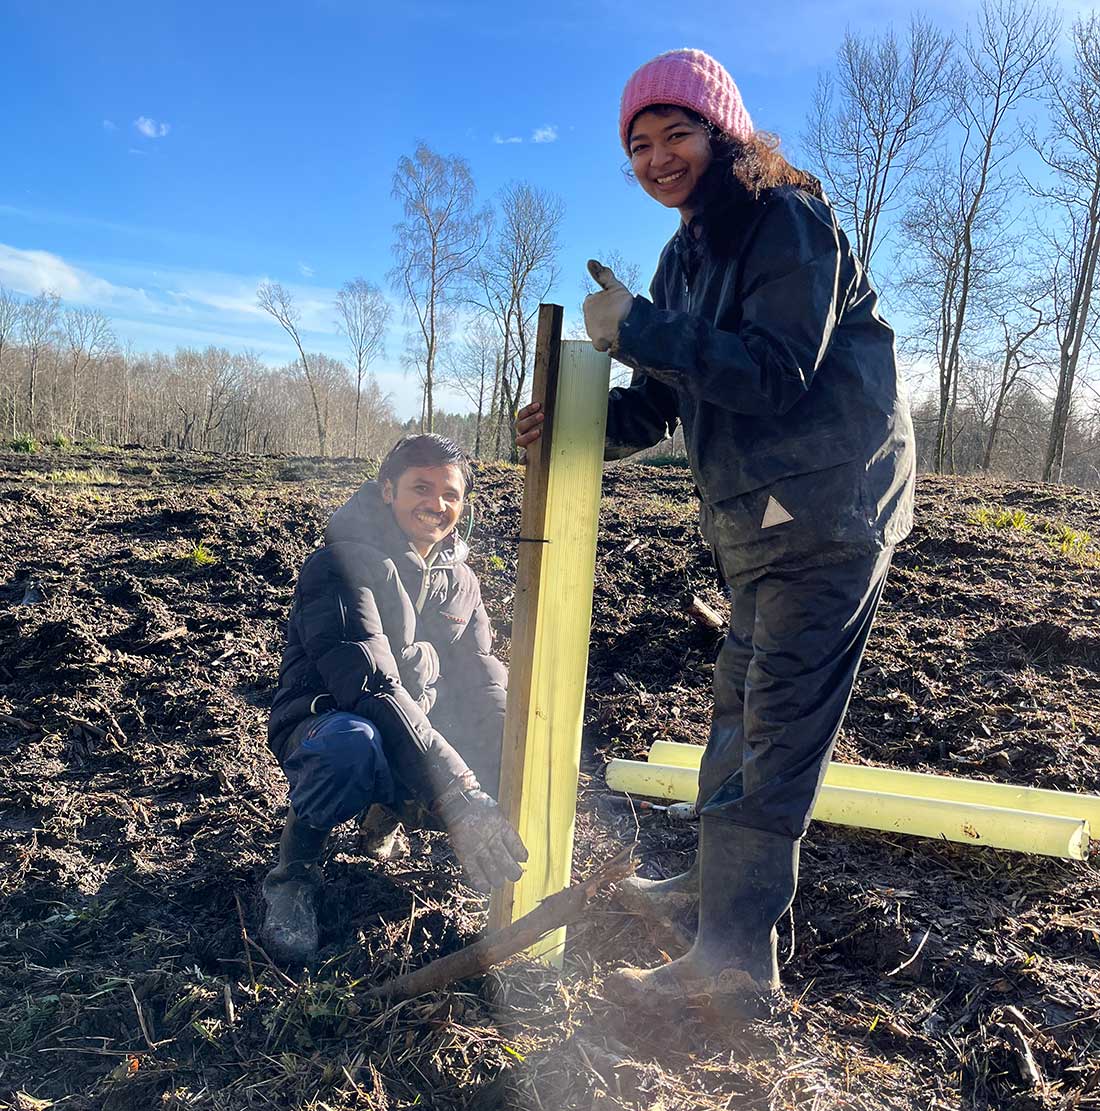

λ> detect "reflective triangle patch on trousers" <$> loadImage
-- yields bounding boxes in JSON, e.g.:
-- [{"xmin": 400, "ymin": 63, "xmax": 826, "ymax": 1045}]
[{"xmin": 761, "ymin": 496, "xmax": 794, "ymax": 529}]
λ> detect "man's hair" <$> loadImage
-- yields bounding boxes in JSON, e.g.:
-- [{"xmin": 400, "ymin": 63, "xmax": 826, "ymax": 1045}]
[{"xmin": 377, "ymin": 434, "xmax": 474, "ymax": 494}]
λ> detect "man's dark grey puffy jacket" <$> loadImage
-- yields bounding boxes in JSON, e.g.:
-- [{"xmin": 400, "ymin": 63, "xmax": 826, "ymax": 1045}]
[
  {"xmin": 607, "ymin": 185, "xmax": 915, "ymax": 581},
  {"xmin": 267, "ymin": 482, "xmax": 507, "ymax": 801}
]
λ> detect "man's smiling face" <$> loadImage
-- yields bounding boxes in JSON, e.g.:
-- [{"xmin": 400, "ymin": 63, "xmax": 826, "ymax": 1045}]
[{"xmin": 382, "ymin": 464, "xmax": 466, "ymax": 556}]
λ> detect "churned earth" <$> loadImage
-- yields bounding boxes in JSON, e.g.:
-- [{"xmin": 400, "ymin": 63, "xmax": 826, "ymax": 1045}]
[{"xmin": 0, "ymin": 445, "xmax": 1097, "ymax": 1110}]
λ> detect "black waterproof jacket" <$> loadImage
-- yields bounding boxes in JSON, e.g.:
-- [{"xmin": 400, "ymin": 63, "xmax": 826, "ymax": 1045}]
[
  {"xmin": 607, "ymin": 185, "xmax": 915, "ymax": 581},
  {"xmin": 267, "ymin": 482, "xmax": 507, "ymax": 801}
]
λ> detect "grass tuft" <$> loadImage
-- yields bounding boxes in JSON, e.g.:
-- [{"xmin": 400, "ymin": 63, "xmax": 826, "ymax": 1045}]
[
  {"xmin": 182, "ymin": 541, "xmax": 217, "ymax": 568},
  {"xmin": 994, "ymin": 508, "xmax": 1032, "ymax": 531},
  {"xmin": 41, "ymin": 466, "xmax": 122, "ymax": 486},
  {"xmin": 971, "ymin": 503, "xmax": 1099, "ymax": 567}
]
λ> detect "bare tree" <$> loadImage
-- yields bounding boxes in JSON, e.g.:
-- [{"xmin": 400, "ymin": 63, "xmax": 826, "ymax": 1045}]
[
  {"xmin": 391, "ymin": 144, "xmax": 489, "ymax": 433},
  {"xmin": 306, "ymin": 353, "xmax": 353, "ymax": 455},
  {"xmin": 472, "ymin": 181, "xmax": 563, "ymax": 458},
  {"xmin": 443, "ymin": 316, "xmax": 498, "ymax": 458},
  {"xmin": 980, "ymin": 300, "xmax": 1046, "ymax": 469},
  {"xmin": 61, "ymin": 307, "xmax": 116, "ymax": 438},
  {"xmin": 257, "ymin": 281, "xmax": 329, "ymax": 455},
  {"xmin": 334, "ymin": 278, "xmax": 391, "ymax": 457},
  {"xmin": 18, "ymin": 290, "xmax": 60, "ymax": 435},
  {"xmin": 0, "ymin": 286, "xmax": 20, "ymax": 438},
  {"xmin": 803, "ymin": 16, "xmax": 953, "ymax": 270},
  {"xmin": 902, "ymin": 0, "xmax": 1058, "ymax": 473},
  {"xmin": 1028, "ymin": 14, "xmax": 1100, "ymax": 483},
  {"xmin": 354, "ymin": 374, "xmax": 398, "ymax": 460}
]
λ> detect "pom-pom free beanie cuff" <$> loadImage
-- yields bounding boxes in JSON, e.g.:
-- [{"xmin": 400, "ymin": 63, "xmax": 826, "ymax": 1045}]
[{"xmin": 620, "ymin": 48, "xmax": 753, "ymax": 152}]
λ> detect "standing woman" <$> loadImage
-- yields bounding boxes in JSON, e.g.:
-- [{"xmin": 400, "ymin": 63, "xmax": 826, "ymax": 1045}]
[{"xmin": 517, "ymin": 48, "xmax": 914, "ymax": 1013}]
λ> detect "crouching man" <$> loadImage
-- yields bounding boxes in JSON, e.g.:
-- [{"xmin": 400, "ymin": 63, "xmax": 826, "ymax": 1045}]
[{"xmin": 262, "ymin": 434, "xmax": 527, "ymax": 964}]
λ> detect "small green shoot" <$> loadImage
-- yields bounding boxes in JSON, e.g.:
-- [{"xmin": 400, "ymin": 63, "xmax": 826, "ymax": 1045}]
[
  {"xmin": 183, "ymin": 542, "xmax": 218, "ymax": 568},
  {"xmin": 993, "ymin": 508, "xmax": 1031, "ymax": 531},
  {"xmin": 1047, "ymin": 523, "xmax": 1093, "ymax": 560},
  {"xmin": 10, "ymin": 435, "xmax": 38, "ymax": 453}
]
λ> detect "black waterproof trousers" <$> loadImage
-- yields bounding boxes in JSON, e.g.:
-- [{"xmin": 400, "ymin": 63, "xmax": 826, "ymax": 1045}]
[{"xmin": 697, "ymin": 547, "xmax": 893, "ymax": 838}]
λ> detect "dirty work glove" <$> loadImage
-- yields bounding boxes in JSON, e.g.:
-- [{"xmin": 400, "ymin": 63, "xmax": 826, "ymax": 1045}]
[
  {"xmin": 583, "ymin": 259, "xmax": 634, "ymax": 353},
  {"xmin": 434, "ymin": 778, "xmax": 528, "ymax": 893}
]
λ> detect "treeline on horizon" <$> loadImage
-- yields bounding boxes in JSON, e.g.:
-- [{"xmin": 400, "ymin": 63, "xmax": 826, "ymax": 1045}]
[{"xmin": 2, "ymin": 0, "xmax": 1100, "ymax": 489}]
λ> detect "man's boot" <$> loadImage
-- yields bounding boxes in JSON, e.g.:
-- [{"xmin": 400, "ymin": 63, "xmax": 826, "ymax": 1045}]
[
  {"xmin": 261, "ymin": 806, "xmax": 328, "ymax": 964},
  {"xmin": 616, "ymin": 856, "xmax": 699, "ymax": 947},
  {"xmin": 604, "ymin": 819, "xmax": 798, "ymax": 1016}
]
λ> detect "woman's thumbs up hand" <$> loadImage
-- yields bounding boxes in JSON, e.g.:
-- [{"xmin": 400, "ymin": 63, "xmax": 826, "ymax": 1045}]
[{"xmin": 583, "ymin": 259, "xmax": 634, "ymax": 353}]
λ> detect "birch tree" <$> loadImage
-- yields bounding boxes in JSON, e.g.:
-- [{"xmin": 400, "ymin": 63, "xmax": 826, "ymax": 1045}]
[
  {"xmin": 391, "ymin": 144, "xmax": 488, "ymax": 433},
  {"xmin": 472, "ymin": 181, "xmax": 563, "ymax": 458},
  {"xmin": 334, "ymin": 278, "xmax": 390, "ymax": 457},
  {"xmin": 443, "ymin": 316, "xmax": 498, "ymax": 458},
  {"xmin": 257, "ymin": 281, "xmax": 329, "ymax": 455}
]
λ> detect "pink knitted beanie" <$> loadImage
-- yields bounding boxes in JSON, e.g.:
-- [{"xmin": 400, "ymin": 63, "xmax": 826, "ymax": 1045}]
[{"xmin": 620, "ymin": 49, "xmax": 753, "ymax": 152}]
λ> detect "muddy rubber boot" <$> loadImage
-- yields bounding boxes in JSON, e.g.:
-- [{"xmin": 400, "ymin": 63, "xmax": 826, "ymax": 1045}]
[
  {"xmin": 357, "ymin": 804, "xmax": 411, "ymax": 861},
  {"xmin": 604, "ymin": 819, "xmax": 798, "ymax": 1018},
  {"xmin": 261, "ymin": 806, "xmax": 328, "ymax": 965},
  {"xmin": 617, "ymin": 855, "xmax": 699, "ymax": 947}
]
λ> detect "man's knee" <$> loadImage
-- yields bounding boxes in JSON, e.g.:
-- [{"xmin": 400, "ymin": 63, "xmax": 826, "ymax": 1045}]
[{"xmin": 283, "ymin": 712, "xmax": 395, "ymax": 830}]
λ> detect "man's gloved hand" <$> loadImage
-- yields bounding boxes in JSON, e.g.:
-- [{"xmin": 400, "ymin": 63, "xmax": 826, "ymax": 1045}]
[
  {"xmin": 434, "ymin": 778, "xmax": 528, "ymax": 892},
  {"xmin": 583, "ymin": 259, "xmax": 634, "ymax": 353}
]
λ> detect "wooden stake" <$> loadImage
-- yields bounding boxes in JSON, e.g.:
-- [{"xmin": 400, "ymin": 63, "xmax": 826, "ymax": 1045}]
[
  {"xmin": 369, "ymin": 849, "xmax": 634, "ymax": 1000},
  {"xmin": 488, "ymin": 310, "xmax": 611, "ymax": 965},
  {"xmin": 490, "ymin": 303, "xmax": 562, "ymax": 931}
]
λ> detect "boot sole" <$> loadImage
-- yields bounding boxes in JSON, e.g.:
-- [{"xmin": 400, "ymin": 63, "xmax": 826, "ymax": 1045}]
[{"xmin": 603, "ymin": 967, "xmax": 773, "ymax": 1022}]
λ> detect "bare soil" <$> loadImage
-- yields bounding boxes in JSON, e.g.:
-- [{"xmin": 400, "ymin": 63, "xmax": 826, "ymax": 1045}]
[{"xmin": 0, "ymin": 446, "xmax": 1097, "ymax": 1111}]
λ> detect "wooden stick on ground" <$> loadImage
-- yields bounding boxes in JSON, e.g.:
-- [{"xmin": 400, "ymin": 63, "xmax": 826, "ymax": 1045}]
[
  {"xmin": 368, "ymin": 848, "xmax": 635, "ymax": 1001},
  {"xmin": 686, "ymin": 595, "xmax": 725, "ymax": 632}
]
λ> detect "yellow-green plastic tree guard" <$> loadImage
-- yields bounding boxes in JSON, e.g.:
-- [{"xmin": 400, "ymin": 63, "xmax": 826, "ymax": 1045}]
[
  {"xmin": 605, "ymin": 758, "xmax": 1091, "ymax": 859},
  {"xmin": 489, "ymin": 336, "xmax": 610, "ymax": 964},
  {"xmin": 645, "ymin": 739, "xmax": 1100, "ymax": 831}
]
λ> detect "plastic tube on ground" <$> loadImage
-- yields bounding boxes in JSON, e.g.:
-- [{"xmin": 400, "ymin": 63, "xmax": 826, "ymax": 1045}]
[
  {"xmin": 605, "ymin": 758, "xmax": 1091, "ymax": 860},
  {"xmin": 645, "ymin": 739, "xmax": 1100, "ymax": 831}
]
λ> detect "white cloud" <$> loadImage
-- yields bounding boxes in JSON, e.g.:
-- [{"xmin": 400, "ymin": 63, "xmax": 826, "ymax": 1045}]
[
  {"xmin": 493, "ymin": 133, "xmax": 523, "ymax": 145},
  {"xmin": 134, "ymin": 116, "xmax": 170, "ymax": 139},
  {"xmin": 127, "ymin": 148, "xmax": 147, "ymax": 157},
  {"xmin": 298, "ymin": 261, "xmax": 315, "ymax": 278},
  {"xmin": 0, "ymin": 243, "xmax": 125, "ymax": 303},
  {"xmin": 532, "ymin": 125, "xmax": 558, "ymax": 144},
  {"xmin": 166, "ymin": 285, "xmax": 267, "ymax": 318},
  {"xmin": 102, "ymin": 119, "xmax": 117, "ymax": 132}
]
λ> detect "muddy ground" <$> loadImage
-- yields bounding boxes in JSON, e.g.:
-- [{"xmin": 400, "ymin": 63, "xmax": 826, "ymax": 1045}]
[{"xmin": 0, "ymin": 446, "xmax": 1097, "ymax": 1111}]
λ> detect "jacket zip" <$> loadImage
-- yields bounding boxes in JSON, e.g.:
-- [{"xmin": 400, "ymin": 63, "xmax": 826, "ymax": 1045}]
[{"xmin": 414, "ymin": 549, "xmax": 440, "ymax": 614}]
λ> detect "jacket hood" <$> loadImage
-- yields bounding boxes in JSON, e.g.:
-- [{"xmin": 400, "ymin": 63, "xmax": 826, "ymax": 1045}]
[{"xmin": 324, "ymin": 479, "xmax": 470, "ymax": 567}]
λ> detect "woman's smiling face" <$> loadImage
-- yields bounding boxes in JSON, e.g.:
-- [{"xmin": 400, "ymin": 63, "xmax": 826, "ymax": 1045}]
[{"xmin": 628, "ymin": 108, "xmax": 714, "ymax": 221}]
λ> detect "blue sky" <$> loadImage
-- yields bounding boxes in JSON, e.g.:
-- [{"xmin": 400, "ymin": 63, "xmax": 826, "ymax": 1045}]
[{"xmin": 0, "ymin": 0, "xmax": 1060, "ymax": 417}]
